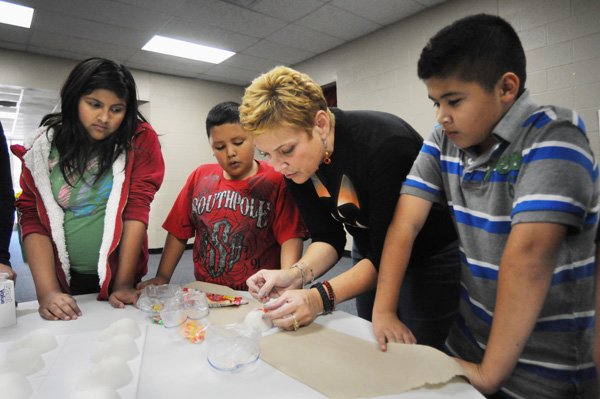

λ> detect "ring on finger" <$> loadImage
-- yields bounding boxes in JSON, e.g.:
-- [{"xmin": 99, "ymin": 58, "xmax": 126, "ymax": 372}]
[{"xmin": 291, "ymin": 314, "xmax": 300, "ymax": 331}]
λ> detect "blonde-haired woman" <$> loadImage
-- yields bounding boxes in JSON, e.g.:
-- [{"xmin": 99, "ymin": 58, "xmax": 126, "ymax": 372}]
[{"xmin": 241, "ymin": 66, "xmax": 459, "ymax": 350}]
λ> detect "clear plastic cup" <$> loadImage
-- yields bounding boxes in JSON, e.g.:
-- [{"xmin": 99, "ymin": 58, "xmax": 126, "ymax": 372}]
[
  {"xmin": 183, "ymin": 290, "xmax": 209, "ymax": 320},
  {"xmin": 137, "ymin": 284, "xmax": 182, "ymax": 315},
  {"xmin": 158, "ymin": 294, "xmax": 187, "ymax": 328},
  {"xmin": 206, "ymin": 323, "xmax": 261, "ymax": 373}
]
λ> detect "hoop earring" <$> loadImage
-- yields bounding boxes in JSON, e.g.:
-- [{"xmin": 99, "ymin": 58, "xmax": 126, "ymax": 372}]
[{"xmin": 323, "ymin": 139, "xmax": 332, "ymax": 165}]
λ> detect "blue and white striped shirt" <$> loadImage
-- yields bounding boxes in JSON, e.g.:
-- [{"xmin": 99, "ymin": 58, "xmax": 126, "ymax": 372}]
[{"xmin": 402, "ymin": 91, "xmax": 599, "ymax": 398}]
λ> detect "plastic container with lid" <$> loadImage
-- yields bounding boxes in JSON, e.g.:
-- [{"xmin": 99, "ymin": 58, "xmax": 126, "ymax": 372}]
[{"xmin": 0, "ymin": 272, "xmax": 16, "ymax": 328}]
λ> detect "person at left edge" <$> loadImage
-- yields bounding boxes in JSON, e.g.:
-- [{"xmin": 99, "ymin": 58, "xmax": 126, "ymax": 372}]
[
  {"xmin": 0, "ymin": 120, "xmax": 15, "ymax": 282},
  {"xmin": 11, "ymin": 58, "xmax": 165, "ymax": 320}
]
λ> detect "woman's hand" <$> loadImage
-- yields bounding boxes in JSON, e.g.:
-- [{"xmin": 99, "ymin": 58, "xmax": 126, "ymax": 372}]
[
  {"xmin": 109, "ymin": 287, "xmax": 140, "ymax": 308},
  {"xmin": 246, "ymin": 268, "xmax": 300, "ymax": 303},
  {"xmin": 38, "ymin": 291, "xmax": 82, "ymax": 321},
  {"xmin": 372, "ymin": 310, "xmax": 416, "ymax": 351},
  {"xmin": 263, "ymin": 289, "xmax": 322, "ymax": 330}
]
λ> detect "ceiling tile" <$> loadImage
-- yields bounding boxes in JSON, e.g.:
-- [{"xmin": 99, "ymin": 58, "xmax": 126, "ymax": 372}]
[
  {"xmin": 174, "ymin": 0, "xmax": 287, "ymax": 38},
  {"xmin": 242, "ymin": 39, "xmax": 315, "ymax": 64},
  {"xmin": 0, "ymin": 24, "xmax": 31, "ymax": 45},
  {"xmin": 127, "ymin": 51, "xmax": 214, "ymax": 75},
  {"xmin": 331, "ymin": 0, "xmax": 424, "ymax": 25},
  {"xmin": 158, "ymin": 17, "xmax": 260, "ymax": 52},
  {"xmin": 111, "ymin": 0, "xmax": 187, "ymax": 14},
  {"xmin": 221, "ymin": 53, "xmax": 280, "ymax": 74},
  {"xmin": 203, "ymin": 64, "xmax": 261, "ymax": 83},
  {"xmin": 296, "ymin": 4, "xmax": 382, "ymax": 40},
  {"xmin": 29, "ymin": 31, "xmax": 138, "ymax": 62},
  {"xmin": 267, "ymin": 24, "xmax": 344, "ymax": 54},
  {"xmin": 33, "ymin": 9, "xmax": 150, "ymax": 49},
  {"xmin": 32, "ymin": 0, "xmax": 168, "ymax": 32},
  {"xmin": 252, "ymin": 0, "xmax": 325, "ymax": 22}
]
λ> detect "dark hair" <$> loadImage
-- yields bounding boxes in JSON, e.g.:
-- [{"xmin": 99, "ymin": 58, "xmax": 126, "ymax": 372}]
[
  {"xmin": 418, "ymin": 14, "xmax": 526, "ymax": 95},
  {"xmin": 41, "ymin": 57, "xmax": 145, "ymax": 185},
  {"xmin": 205, "ymin": 101, "xmax": 240, "ymax": 138}
]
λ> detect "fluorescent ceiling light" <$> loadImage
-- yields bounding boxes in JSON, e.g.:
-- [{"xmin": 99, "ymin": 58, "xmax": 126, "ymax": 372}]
[
  {"xmin": 0, "ymin": 1, "xmax": 34, "ymax": 28},
  {"xmin": 142, "ymin": 35, "xmax": 235, "ymax": 64}
]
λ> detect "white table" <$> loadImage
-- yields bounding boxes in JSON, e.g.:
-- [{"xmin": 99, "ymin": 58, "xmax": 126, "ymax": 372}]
[{"xmin": 2, "ymin": 295, "xmax": 484, "ymax": 398}]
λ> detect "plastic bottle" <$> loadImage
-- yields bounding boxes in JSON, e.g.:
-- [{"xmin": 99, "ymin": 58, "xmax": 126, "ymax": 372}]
[{"xmin": 0, "ymin": 272, "xmax": 16, "ymax": 327}]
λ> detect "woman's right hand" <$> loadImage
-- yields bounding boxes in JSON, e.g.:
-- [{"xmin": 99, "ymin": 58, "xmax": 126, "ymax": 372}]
[
  {"xmin": 372, "ymin": 311, "xmax": 417, "ymax": 352},
  {"xmin": 246, "ymin": 268, "xmax": 300, "ymax": 303},
  {"xmin": 38, "ymin": 291, "xmax": 82, "ymax": 321}
]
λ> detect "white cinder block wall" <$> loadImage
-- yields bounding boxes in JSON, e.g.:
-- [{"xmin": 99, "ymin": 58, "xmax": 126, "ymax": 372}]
[
  {"xmin": 293, "ymin": 0, "xmax": 600, "ymax": 251},
  {"xmin": 296, "ymin": 0, "xmax": 600, "ymax": 153},
  {"xmin": 2, "ymin": 0, "xmax": 600, "ymax": 251},
  {"xmin": 139, "ymin": 75, "xmax": 242, "ymax": 248}
]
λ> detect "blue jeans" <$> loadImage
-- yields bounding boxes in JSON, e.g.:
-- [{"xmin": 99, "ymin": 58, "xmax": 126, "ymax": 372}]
[{"xmin": 354, "ymin": 240, "xmax": 460, "ymax": 350}]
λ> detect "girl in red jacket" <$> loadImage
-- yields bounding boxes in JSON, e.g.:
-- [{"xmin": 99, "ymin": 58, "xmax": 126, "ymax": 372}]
[{"xmin": 12, "ymin": 58, "xmax": 164, "ymax": 320}]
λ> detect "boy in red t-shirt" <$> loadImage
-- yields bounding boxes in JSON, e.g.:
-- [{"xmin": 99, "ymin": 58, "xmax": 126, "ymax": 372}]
[{"xmin": 139, "ymin": 102, "xmax": 306, "ymax": 290}]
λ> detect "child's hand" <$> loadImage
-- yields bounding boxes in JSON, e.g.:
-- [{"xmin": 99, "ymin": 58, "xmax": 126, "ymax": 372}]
[
  {"xmin": 109, "ymin": 287, "xmax": 140, "ymax": 309},
  {"xmin": 136, "ymin": 276, "xmax": 169, "ymax": 290},
  {"xmin": 38, "ymin": 291, "xmax": 82, "ymax": 321},
  {"xmin": 371, "ymin": 311, "xmax": 416, "ymax": 352},
  {"xmin": 0, "ymin": 263, "xmax": 16, "ymax": 282},
  {"xmin": 453, "ymin": 358, "xmax": 500, "ymax": 395}
]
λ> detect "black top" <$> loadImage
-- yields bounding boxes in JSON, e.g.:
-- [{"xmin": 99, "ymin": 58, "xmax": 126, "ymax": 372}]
[
  {"xmin": 0, "ymin": 121, "xmax": 14, "ymax": 266},
  {"xmin": 286, "ymin": 108, "xmax": 456, "ymax": 269}
]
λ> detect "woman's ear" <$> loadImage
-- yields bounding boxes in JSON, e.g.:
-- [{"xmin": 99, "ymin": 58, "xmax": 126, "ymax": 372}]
[{"xmin": 314, "ymin": 110, "xmax": 330, "ymax": 139}]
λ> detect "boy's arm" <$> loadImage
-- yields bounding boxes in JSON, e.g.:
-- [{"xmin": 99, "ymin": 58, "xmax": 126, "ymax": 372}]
[
  {"xmin": 457, "ymin": 222, "xmax": 565, "ymax": 394},
  {"xmin": 372, "ymin": 194, "xmax": 433, "ymax": 351},
  {"xmin": 279, "ymin": 238, "xmax": 303, "ymax": 269},
  {"xmin": 137, "ymin": 233, "xmax": 187, "ymax": 290}
]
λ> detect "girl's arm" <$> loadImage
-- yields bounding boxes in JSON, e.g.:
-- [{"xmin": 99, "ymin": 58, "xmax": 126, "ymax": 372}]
[
  {"xmin": 108, "ymin": 220, "xmax": 146, "ymax": 308},
  {"xmin": 25, "ymin": 233, "xmax": 82, "ymax": 320},
  {"xmin": 108, "ymin": 124, "xmax": 165, "ymax": 305}
]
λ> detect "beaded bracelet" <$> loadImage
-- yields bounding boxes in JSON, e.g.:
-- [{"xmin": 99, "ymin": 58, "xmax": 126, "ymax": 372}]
[
  {"xmin": 311, "ymin": 282, "xmax": 334, "ymax": 314},
  {"xmin": 322, "ymin": 280, "xmax": 336, "ymax": 312}
]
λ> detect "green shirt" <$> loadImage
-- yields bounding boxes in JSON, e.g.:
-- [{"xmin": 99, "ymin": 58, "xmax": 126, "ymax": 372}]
[{"xmin": 50, "ymin": 146, "xmax": 113, "ymax": 275}]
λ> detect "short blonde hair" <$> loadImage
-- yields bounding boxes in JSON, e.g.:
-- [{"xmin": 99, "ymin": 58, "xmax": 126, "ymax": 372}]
[{"xmin": 240, "ymin": 66, "xmax": 335, "ymax": 136}]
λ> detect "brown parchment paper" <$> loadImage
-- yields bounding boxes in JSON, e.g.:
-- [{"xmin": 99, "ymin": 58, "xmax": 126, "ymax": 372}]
[
  {"xmin": 261, "ymin": 323, "xmax": 467, "ymax": 398},
  {"xmin": 185, "ymin": 282, "xmax": 467, "ymax": 397},
  {"xmin": 184, "ymin": 281, "xmax": 260, "ymax": 325}
]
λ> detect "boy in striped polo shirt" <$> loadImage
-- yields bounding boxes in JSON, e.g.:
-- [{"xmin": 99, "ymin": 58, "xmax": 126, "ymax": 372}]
[{"xmin": 372, "ymin": 14, "xmax": 598, "ymax": 398}]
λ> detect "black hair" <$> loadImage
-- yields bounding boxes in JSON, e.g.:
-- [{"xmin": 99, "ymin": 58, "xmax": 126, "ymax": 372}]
[
  {"xmin": 205, "ymin": 101, "xmax": 240, "ymax": 138},
  {"xmin": 418, "ymin": 14, "xmax": 526, "ymax": 94},
  {"xmin": 40, "ymin": 57, "xmax": 145, "ymax": 185}
]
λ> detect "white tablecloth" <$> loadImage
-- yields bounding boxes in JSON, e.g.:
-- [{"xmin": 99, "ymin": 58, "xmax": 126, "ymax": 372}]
[{"xmin": 1, "ymin": 294, "xmax": 484, "ymax": 398}]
